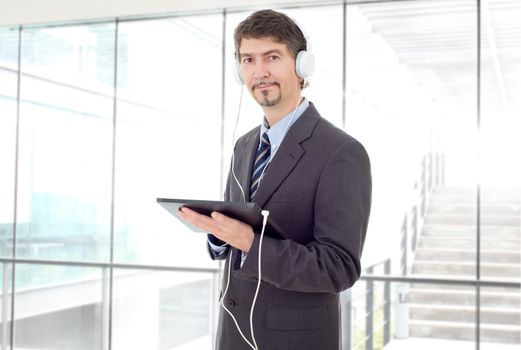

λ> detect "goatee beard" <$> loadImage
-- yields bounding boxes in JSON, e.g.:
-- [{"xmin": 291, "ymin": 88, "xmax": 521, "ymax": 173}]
[
  {"xmin": 257, "ymin": 90, "xmax": 281, "ymax": 107},
  {"xmin": 252, "ymin": 80, "xmax": 281, "ymax": 107}
]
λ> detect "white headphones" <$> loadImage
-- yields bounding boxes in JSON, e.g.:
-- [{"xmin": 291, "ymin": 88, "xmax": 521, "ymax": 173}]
[{"xmin": 233, "ymin": 19, "xmax": 315, "ymax": 85}]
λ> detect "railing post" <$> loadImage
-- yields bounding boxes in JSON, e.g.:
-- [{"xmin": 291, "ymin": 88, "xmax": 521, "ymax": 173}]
[
  {"xmin": 2, "ymin": 263, "xmax": 9, "ymax": 350},
  {"xmin": 365, "ymin": 267, "xmax": 374, "ymax": 350},
  {"xmin": 421, "ymin": 155, "xmax": 427, "ymax": 217},
  {"xmin": 440, "ymin": 151, "xmax": 446, "ymax": 186},
  {"xmin": 395, "ymin": 283, "xmax": 410, "ymax": 339},
  {"xmin": 341, "ymin": 289, "xmax": 352, "ymax": 350},
  {"xmin": 384, "ymin": 260, "xmax": 391, "ymax": 346},
  {"xmin": 101, "ymin": 267, "xmax": 110, "ymax": 350},
  {"xmin": 411, "ymin": 206, "xmax": 418, "ymax": 254},
  {"xmin": 210, "ymin": 270, "xmax": 220, "ymax": 350},
  {"xmin": 400, "ymin": 216, "xmax": 408, "ymax": 276}
]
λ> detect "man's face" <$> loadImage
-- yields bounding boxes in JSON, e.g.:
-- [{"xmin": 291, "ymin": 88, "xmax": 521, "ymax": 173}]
[{"xmin": 238, "ymin": 37, "xmax": 301, "ymax": 109}]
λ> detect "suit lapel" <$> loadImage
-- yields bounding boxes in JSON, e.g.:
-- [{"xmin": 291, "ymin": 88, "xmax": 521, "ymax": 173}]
[
  {"xmin": 252, "ymin": 134, "xmax": 304, "ymax": 208},
  {"xmin": 252, "ymin": 103, "xmax": 321, "ymax": 208}
]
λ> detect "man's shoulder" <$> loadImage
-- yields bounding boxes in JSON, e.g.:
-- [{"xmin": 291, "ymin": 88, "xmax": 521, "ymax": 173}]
[
  {"xmin": 235, "ymin": 125, "xmax": 260, "ymax": 147},
  {"xmin": 311, "ymin": 112, "xmax": 359, "ymax": 145},
  {"xmin": 307, "ymin": 107, "xmax": 367, "ymax": 156}
]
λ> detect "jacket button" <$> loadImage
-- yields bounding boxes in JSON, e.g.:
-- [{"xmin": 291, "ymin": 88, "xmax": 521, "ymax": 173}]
[{"xmin": 227, "ymin": 299, "xmax": 236, "ymax": 307}]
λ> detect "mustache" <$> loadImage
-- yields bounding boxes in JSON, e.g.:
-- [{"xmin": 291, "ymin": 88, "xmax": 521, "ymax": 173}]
[{"xmin": 252, "ymin": 80, "xmax": 279, "ymax": 90}]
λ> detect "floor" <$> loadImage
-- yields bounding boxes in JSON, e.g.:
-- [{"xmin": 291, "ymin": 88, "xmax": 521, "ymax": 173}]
[
  {"xmin": 384, "ymin": 337, "xmax": 520, "ymax": 350},
  {"xmin": 170, "ymin": 333, "xmax": 521, "ymax": 350}
]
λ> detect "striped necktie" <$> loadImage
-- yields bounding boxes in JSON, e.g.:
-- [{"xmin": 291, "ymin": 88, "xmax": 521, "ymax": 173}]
[{"xmin": 250, "ymin": 131, "xmax": 271, "ymax": 198}]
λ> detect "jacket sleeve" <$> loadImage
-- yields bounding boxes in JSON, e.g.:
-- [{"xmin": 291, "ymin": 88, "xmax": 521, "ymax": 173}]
[{"xmin": 236, "ymin": 139, "xmax": 372, "ymax": 293}]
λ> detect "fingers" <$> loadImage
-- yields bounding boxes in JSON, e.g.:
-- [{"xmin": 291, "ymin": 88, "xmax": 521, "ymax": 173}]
[
  {"xmin": 179, "ymin": 207, "xmax": 217, "ymax": 232},
  {"xmin": 178, "ymin": 207, "xmax": 254, "ymax": 252},
  {"xmin": 211, "ymin": 211, "xmax": 245, "ymax": 233}
]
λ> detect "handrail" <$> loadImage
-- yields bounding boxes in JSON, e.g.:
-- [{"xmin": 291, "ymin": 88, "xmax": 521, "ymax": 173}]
[
  {"xmin": 360, "ymin": 273, "xmax": 520, "ymax": 289},
  {"xmin": 0, "ymin": 257, "xmax": 219, "ymax": 274}
]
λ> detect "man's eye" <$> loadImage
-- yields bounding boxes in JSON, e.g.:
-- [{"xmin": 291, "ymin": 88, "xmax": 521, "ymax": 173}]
[
  {"xmin": 268, "ymin": 55, "xmax": 279, "ymax": 61},
  {"xmin": 242, "ymin": 58, "xmax": 252, "ymax": 64}
]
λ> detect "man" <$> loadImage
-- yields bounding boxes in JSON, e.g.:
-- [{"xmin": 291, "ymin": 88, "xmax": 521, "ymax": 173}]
[{"xmin": 178, "ymin": 9, "xmax": 371, "ymax": 350}]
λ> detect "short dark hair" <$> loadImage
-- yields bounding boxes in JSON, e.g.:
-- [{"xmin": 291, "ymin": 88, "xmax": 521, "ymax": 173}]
[{"xmin": 234, "ymin": 9, "xmax": 307, "ymax": 62}]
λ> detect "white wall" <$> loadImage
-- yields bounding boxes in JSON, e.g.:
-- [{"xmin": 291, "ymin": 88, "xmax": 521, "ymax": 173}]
[{"xmin": 0, "ymin": 0, "xmax": 314, "ymax": 26}]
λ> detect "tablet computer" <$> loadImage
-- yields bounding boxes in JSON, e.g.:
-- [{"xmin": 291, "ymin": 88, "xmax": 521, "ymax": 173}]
[{"xmin": 156, "ymin": 198, "xmax": 287, "ymax": 240}]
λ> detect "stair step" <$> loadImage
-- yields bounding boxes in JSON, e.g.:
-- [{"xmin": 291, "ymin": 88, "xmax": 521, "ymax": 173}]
[
  {"xmin": 409, "ymin": 187, "xmax": 520, "ymax": 344},
  {"xmin": 427, "ymin": 205, "xmax": 520, "ymax": 216},
  {"xmin": 412, "ymin": 261, "xmax": 520, "ymax": 278},
  {"xmin": 415, "ymin": 248, "xmax": 521, "ymax": 263},
  {"xmin": 410, "ymin": 283, "xmax": 519, "ymax": 294},
  {"xmin": 422, "ymin": 225, "xmax": 520, "ymax": 239},
  {"xmin": 430, "ymin": 187, "xmax": 521, "ymax": 205},
  {"xmin": 408, "ymin": 288, "xmax": 521, "ymax": 308},
  {"xmin": 409, "ymin": 304, "xmax": 521, "ymax": 325},
  {"xmin": 424, "ymin": 215, "xmax": 520, "ymax": 226},
  {"xmin": 418, "ymin": 237, "xmax": 520, "ymax": 250},
  {"xmin": 409, "ymin": 273, "xmax": 519, "ymax": 283},
  {"xmin": 410, "ymin": 320, "xmax": 521, "ymax": 343}
]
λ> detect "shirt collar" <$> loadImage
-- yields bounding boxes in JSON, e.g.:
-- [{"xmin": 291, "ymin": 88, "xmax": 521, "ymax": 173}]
[{"xmin": 259, "ymin": 98, "xmax": 310, "ymax": 155}]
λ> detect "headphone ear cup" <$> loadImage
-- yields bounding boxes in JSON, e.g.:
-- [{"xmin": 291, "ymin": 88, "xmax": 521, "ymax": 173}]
[
  {"xmin": 233, "ymin": 60, "xmax": 244, "ymax": 85},
  {"xmin": 295, "ymin": 50, "xmax": 315, "ymax": 80}
]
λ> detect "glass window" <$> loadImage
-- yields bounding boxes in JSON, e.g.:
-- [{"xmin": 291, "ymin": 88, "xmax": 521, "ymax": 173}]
[
  {"xmin": 16, "ymin": 24, "xmax": 116, "ymax": 264},
  {"xmin": 284, "ymin": 6, "xmax": 344, "ymax": 128},
  {"xmin": 113, "ymin": 15, "xmax": 223, "ymax": 267},
  {"xmin": 0, "ymin": 263, "xmax": 13, "ymax": 347},
  {"xmin": 2, "ymin": 3, "xmax": 520, "ymax": 350},
  {"xmin": 349, "ymin": 280, "xmax": 478, "ymax": 350},
  {"xmin": 14, "ymin": 264, "xmax": 104, "ymax": 349},
  {"xmin": 347, "ymin": 0, "xmax": 478, "ymax": 273},
  {"xmin": 111, "ymin": 269, "xmax": 214, "ymax": 350},
  {"xmin": 347, "ymin": 0, "xmax": 481, "ymax": 347},
  {"xmin": 0, "ymin": 27, "xmax": 18, "ymax": 257},
  {"xmin": 480, "ymin": 0, "xmax": 521, "ymax": 346}
]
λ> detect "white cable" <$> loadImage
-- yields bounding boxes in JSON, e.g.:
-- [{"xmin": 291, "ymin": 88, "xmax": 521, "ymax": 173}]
[
  {"xmin": 219, "ymin": 210, "xmax": 270, "ymax": 350},
  {"xmin": 221, "ymin": 84, "xmax": 256, "ymax": 348},
  {"xmin": 221, "ymin": 251, "xmax": 256, "ymax": 349},
  {"xmin": 250, "ymin": 210, "xmax": 269, "ymax": 350},
  {"xmin": 231, "ymin": 85, "xmax": 246, "ymax": 202}
]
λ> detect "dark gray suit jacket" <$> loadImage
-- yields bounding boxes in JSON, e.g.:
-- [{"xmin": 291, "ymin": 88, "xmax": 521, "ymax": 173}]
[{"xmin": 209, "ymin": 102, "xmax": 372, "ymax": 350}]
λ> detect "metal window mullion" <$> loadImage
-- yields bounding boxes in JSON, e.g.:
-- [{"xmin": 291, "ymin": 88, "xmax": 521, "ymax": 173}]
[
  {"xmin": 101, "ymin": 267, "xmax": 110, "ymax": 350},
  {"xmin": 342, "ymin": 0, "xmax": 347, "ymax": 130},
  {"xmin": 210, "ymin": 271, "xmax": 220, "ymax": 350},
  {"xmin": 9, "ymin": 24, "xmax": 23, "ymax": 350},
  {"xmin": 341, "ymin": 289, "xmax": 352, "ymax": 350},
  {"xmin": 106, "ymin": 18, "xmax": 120, "ymax": 350},
  {"xmin": 2, "ymin": 263, "xmax": 9, "ymax": 350},
  {"xmin": 476, "ymin": 1, "xmax": 482, "ymax": 350},
  {"xmin": 384, "ymin": 260, "xmax": 391, "ymax": 346},
  {"xmin": 365, "ymin": 269, "xmax": 374, "ymax": 350},
  {"xmin": 219, "ymin": 9, "xmax": 227, "ymax": 200}
]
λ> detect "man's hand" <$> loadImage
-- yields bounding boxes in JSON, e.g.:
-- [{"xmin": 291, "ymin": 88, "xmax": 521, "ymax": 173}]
[{"xmin": 178, "ymin": 207, "xmax": 255, "ymax": 253}]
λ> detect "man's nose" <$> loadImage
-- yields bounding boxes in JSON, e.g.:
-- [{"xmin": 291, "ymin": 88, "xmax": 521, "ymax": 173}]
[{"xmin": 253, "ymin": 60, "xmax": 269, "ymax": 80}]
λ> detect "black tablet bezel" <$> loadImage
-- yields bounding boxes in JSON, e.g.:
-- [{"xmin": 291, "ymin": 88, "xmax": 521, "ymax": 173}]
[{"xmin": 156, "ymin": 198, "xmax": 287, "ymax": 240}]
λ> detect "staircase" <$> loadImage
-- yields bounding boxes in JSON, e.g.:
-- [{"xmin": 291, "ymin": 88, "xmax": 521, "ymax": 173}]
[{"xmin": 409, "ymin": 187, "xmax": 521, "ymax": 344}]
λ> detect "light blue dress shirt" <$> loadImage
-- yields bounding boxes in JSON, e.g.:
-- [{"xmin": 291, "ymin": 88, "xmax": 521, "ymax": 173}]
[{"xmin": 208, "ymin": 99, "xmax": 310, "ymax": 261}]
